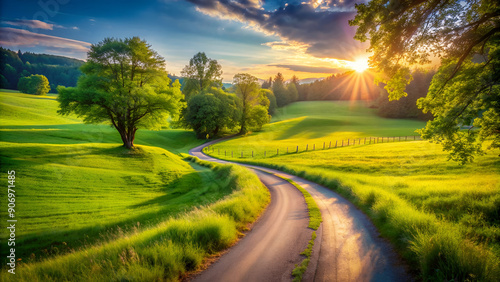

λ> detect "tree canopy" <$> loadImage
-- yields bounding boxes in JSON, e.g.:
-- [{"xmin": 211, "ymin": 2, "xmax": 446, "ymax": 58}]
[
  {"xmin": 183, "ymin": 87, "xmax": 241, "ymax": 138},
  {"xmin": 18, "ymin": 74, "xmax": 50, "ymax": 95},
  {"xmin": 233, "ymin": 73, "xmax": 271, "ymax": 134},
  {"xmin": 181, "ymin": 52, "xmax": 222, "ymax": 100},
  {"xmin": 350, "ymin": 0, "xmax": 500, "ymax": 163},
  {"xmin": 57, "ymin": 37, "xmax": 183, "ymax": 149}
]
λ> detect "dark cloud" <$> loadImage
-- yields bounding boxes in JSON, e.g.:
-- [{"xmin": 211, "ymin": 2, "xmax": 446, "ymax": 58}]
[
  {"xmin": 271, "ymin": 64, "xmax": 340, "ymax": 73},
  {"xmin": 184, "ymin": 0, "xmax": 368, "ymax": 60}
]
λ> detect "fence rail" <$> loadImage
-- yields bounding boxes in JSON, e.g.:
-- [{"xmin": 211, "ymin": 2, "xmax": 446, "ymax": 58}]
[{"xmin": 204, "ymin": 135, "xmax": 423, "ymax": 159}]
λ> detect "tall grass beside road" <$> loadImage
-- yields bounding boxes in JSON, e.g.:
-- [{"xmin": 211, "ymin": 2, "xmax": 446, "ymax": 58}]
[{"xmin": 207, "ymin": 101, "xmax": 500, "ymax": 281}]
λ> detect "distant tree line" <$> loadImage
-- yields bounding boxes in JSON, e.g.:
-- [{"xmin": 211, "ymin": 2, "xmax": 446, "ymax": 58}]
[
  {"xmin": 0, "ymin": 47, "xmax": 83, "ymax": 92},
  {"xmin": 261, "ymin": 73, "xmax": 298, "ymax": 108},
  {"xmin": 295, "ymin": 71, "xmax": 381, "ymax": 101},
  {"xmin": 291, "ymin": 69, "xmax": 433, "ymax": 120}
]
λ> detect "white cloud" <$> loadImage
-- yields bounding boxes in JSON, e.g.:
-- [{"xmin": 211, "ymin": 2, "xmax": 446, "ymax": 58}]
[
  {"xmin": 0, "ymin": 27, "xmax": 91, "ymax": 53},
  {"xmin": 2, "ymin": 19, "xmax": 54, "ymax": 30}
]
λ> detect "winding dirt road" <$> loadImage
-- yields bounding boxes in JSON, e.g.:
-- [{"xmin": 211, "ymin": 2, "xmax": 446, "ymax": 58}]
[{"xmin": 189, "ymin": 140, "xmax": 410, "ymax": 282}]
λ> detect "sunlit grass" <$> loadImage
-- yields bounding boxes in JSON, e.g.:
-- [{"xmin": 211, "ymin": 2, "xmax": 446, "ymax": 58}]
[
  {"xmin": 208, "ymin": 101, "xmax": 500, "ymax": 281},
  {"xmin": 0, "ymin": 90, "xmax": 211, "ymax": 262},
  {"xmin": 0, "ymin": 90, "xmax": 270, "ymax": 280},
  {"xmin": 0, "ymin": 161, "xmax": 269, "ymax": 281},
  {"xmin": 208, "ymin": 101, "xmax": 425, "ymax": 157}
]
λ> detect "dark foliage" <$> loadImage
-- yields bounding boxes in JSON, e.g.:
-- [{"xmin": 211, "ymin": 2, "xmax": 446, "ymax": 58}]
[
  {"xmin": 0, "ymin": 47, "xmax": 83, "ymax": 91},
  {"xmin": 377, "ymin": 70, "xmax": 435, "ymax": 120}
]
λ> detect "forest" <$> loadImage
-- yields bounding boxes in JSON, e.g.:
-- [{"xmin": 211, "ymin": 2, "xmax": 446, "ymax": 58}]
[{"xmin": 0, "ymin": 47, "xmax": 83, "ymax": 92}]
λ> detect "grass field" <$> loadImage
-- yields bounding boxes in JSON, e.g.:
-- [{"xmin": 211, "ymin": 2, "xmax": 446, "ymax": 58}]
[
  {"xmin": 0, "ymin": 90, "xmax": 211, "ymax": 261},
  {"xmin": 208, "ymin": 101, "xmax": 500, "ymax": 281},
  {"xmin": 0, "ymin": 90, "xmax": 270, "ymax": 280},
  {"xmin": 0, "ymin": 91, "xmax": 204, "ymax": 154},
  {"xmin": 206, "ymin": 101, "xmax": 425, "ymax": 158},
  {"xmin": 1, "ymin": 160, "xmax": 269, "ymax": 281}
]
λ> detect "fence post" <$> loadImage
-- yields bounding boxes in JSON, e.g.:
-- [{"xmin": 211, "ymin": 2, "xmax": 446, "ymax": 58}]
[
  {"xmin": 313, "ymin": 144, "xmax": 315, "ymax": 150},
  {"xmin": 323, "ymin": 142, "xmax": 325, "ymax": 149},
  {"xmin": 399, "ymin": 136, "xmax": 401, "ymax": 142},
  {"xmin": 264, "ymin": 151, "xmax": 266, "ymax": 157},
  {"xmin": 329, "ymin": 141, "xmax": 331, "ymax": 148},
  {"xmin": 342, "ymin": 140, "xmax": 344, "ymax": 146},
  {"xmin": 306, "ymin": 144, "xmax": 308, "ymax": 151},
  {"xmin": 406, "ymin": 136, "xmax": 407, "ymax": 141},
  {"xmin": 414, "ymin": 135, "xmax": 416, "ymax": 140},
  {"xmin": 277, "ymin": 148, "xmax": 279, "ymax": 156},
  {"xmin": 252, "ymin": 151, "xmax": 254, "ymax": 158},
  {"xmin": 287, "ymin": 147, "xmax": 289, "ymax": 153},
  {"xmin": 364, "ymin": 137, "xmax": 367, "ymax": 144},
  {"xmin": 335, "ymin": 140, "xmax": 338, "ymax": 147},
  {"xmin": 232, "ymin": 151, "xmax": 233, "ymax": 157},
  {"xmin": 296, "ymin": 146, "xmax": 298, "ymax": 153}
]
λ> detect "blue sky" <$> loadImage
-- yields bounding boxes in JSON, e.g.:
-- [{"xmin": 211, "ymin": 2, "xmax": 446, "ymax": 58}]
[{"xmin": 0, "ymin": 0, "xmax": 369, "ymax": 81}]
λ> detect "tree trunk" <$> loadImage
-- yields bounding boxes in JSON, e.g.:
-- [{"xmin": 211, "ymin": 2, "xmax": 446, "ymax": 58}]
[
  {"xmin": 118, "ymin": 128, "xmax": 136, "ymax": 149},
  {"xmin": 240, "ymin": 103, "xmax": 247, "ymax": 134}
]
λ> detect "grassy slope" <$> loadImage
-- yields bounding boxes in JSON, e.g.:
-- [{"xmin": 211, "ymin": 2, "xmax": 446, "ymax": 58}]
[
  {"xmin": 208, "ymin": 101, "xmax": 500, "ymax": 281},
  {"xmin": 208, "ymin": 101, "xmax": 425, "ymax": 157},
  {"xmin": 1, "ymin": 160, "xmax": 270, "ymax": 281},
  {"xmin": 0, "ymin": 91, "xmax": 212, "ymax": 263}
]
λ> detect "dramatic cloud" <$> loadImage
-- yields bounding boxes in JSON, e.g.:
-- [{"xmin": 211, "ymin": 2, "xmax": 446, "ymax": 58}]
[
  {"xmin": 2, "ymin": 19, "xmax": 55, "ymax": 30},
  {"xmin": 183, "ymin": 0, "xmax": 368, "ymax": 60},
  {"xmin": 270, "ymin": 64, "xmax": 339, "ymax": 73},
  {"xmin": 0, "ymin": 27, "xmax": 91, "ymax": 55}
]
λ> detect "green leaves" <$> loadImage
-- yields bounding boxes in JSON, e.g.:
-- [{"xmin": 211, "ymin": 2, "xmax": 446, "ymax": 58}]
[
  {"xmin": 184, "ymin": 88, "xmax": 241, "ymax": 139},
  {"xmin": 181, "ymin": 52, "xmax": 223, "ymax": 100},
  {"xmin": 17, "ymin": 74, "xmax": 50, "ymax": 96},
  {"xmin": 351, "ymin": 0, "xmax": 500, "ymax": 163}
]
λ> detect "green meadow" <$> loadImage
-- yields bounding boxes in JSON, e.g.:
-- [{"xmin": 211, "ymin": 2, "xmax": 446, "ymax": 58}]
[
  {"xmin": 208, "ymin": 101, "xmax": 500, "ymax": 281},
  {"xmin": 207, "ymin": 101, "xmax": 425, "ymax": 158},
  {"xmin": 0, "ymin": 90, "xmax": 270, "ymax": 280}
]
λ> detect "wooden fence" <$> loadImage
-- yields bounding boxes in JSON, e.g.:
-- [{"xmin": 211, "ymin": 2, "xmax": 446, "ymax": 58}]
[{"xmin": 204, "ymin": 135, "xmax": 423, "ymax": 159}]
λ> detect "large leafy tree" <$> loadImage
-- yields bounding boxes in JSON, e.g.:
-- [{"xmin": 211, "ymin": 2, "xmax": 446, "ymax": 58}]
[
  {"xmin": 183, "ymin": 87, "xmax": 241, "ymax": 138},
  {"xmin": 233, "ymin": 73, "xmax": 270, "ymax": 134},
  {"xmin": 181, "ymin": 52, "xmax": 222, "ymax": 99},
  {"xmin": 350, "ymin": 0, "xmax": 500, "ymax": 163},
  {"xmin": 58, "ymin": 37, "xmax": 183, "ymax": 149}
]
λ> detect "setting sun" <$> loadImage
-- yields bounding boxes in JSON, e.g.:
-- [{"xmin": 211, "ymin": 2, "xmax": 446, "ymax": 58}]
[{"xmin": 349, "ymin": 58, "xmax": 369, "ymax": 73}]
